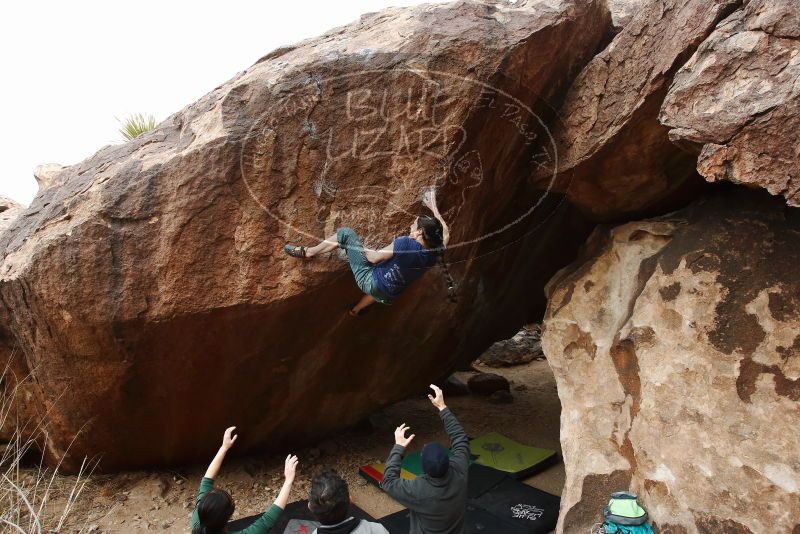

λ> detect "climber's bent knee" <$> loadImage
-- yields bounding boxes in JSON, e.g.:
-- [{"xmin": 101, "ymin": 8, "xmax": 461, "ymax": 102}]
[{"xmin": 335, "ymin": 227, "xmax": 358, "ymax": 249}]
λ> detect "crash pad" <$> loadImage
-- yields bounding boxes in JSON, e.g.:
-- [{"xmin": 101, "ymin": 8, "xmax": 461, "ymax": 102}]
[
  {"xmin": 282, "ymin": 518, "xmax": 320, "ymax": 534},
  {"xmin": 467, "ymin": 463, "xmax": 509, "ymax": 499},
  {"xmin": 400, "ymin": 450, "xmax": 427, "ymax": 476},
  {"xmin": 358, "ymin": 462, "xmax": 416, "ymax": 486},
  {"xmin": 379, "ymin": 503, "xmax": 531, "ymax": 534},
  {"xmin": 469, "ymin": 477, "xmax": 560, "ymax": 534},
  {"xmin": 470, "ymin": 432, "xmax": 557, "ymax": 479},
  {"xmin": 227, "ymin": 500, "xmax": 375, "ymax": 533}
]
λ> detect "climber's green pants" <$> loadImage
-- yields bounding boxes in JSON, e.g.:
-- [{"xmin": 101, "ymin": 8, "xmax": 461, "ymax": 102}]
[{"xmin": 336, "ymin": 227, "xmax": 392, "ymax": 305}]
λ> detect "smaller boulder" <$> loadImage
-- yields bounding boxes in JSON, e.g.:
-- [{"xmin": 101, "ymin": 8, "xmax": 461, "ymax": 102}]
[
  {"xmin": 33, "ymin": 163, "xmax": 66, "ymax": 191},
  {"xmin": 0, "ymin": 195, "xmax": 24, "ymax": 235},
  {"xmin": 441, "ymin": 375, "xmax": 470, "ymax": 397},
  {"xmin": 487, "ymin": 390, "xmax": 514, "ymax": 404},
  {"xmin": 467, "ymin": 373, "xmax": 510, "ymax": 396},
  {"xmin": 478, "ymin": 325, "xmax": 544, "ymax": 367}
]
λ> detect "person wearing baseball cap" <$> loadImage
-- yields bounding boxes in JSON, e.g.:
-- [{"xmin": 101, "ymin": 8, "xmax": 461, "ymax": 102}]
[{"xmin": 381, "ymin": 384, "xmax": 469, "ymax": 533}]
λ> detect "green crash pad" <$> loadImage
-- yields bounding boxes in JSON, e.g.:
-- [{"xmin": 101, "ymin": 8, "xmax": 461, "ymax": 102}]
[
  {"xmin": 470, "ymin": 432, "xmax": 557, "ymax": 479},
  {"xmin": 360, "ymin": 448, "xmax": 477, "ymax": 489},
  {"xmin": 358, "ymin": 463, "xmax": 417, "ymax": 486},
  {"xmin": 400, "ymin": 449, "xmax": 452, "ymax": 476},
  {"xmin": 403, "ymin": 448, "xmax": 477, "ymax": 475},
  {"xmin": 359, "ymin": 448, "xmax": 453, "ymax": 486}
]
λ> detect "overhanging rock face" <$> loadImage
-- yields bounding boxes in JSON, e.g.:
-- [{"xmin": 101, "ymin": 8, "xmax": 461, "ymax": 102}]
[
  {"xmin": 0, "ymin": 0, "xmax": 607, "ymax": 470},
  {"xmin": 660, "ymin": 0, "xmax": 800, "ymax": 206},
  {"xmin": 542, "ymin": 190, "xmax": 800, "ymax": 534},
  {"xmin": 533, "ymin": 0, "xmax": 742, "ymax": 220}
]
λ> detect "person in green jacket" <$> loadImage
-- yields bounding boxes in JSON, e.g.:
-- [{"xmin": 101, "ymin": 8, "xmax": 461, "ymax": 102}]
[{"xmin": 191, "ymin": 426, "xmax": 299, "ymax": 534}]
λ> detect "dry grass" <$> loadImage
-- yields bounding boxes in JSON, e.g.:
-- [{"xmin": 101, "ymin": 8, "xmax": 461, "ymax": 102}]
[{"xmin": 0, "ymin": 358, "xmax": 95, "ymax": 534}]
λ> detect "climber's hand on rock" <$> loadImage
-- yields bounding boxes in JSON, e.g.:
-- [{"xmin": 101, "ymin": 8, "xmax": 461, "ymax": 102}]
[
  {"xmin": 422, "ymin": 186, "xmax": 437, "ymax": 211},
  {"xmin": 394, "ymin": 423, "xmax": 415, "ymax": 447},
  {"xmin": 284, "ymin": 454, "xmax": 298, "ymax": 480},
  {"xmin": 428, "ymin": 384, "xmax": 446, "ymax": 411},
  {"xmin": 222, "ymin": 426, "xmax": 238, "ymax": 450}
]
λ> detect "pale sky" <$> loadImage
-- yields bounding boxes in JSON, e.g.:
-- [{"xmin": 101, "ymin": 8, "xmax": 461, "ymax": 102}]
[{"xmin": 0, "ymin": 0, "xmax": 449, "ymax": 205}]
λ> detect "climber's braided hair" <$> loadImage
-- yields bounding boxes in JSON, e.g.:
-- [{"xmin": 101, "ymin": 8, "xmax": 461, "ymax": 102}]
[
  {"xmin": 417, "ymin": 215, "xmax": 457, "ymax": 303},
  {"xmin": 308, "ymin": 470, "xmax": 350, "ymax": 525},
  {"xmin": 192, "ymin": 489, "xmax": 235, "ymax": 534}
]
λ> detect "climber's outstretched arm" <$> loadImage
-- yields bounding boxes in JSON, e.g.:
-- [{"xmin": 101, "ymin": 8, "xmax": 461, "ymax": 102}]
[
  {"xmin": 204, "ymin": 426, "xmax": 237, "ymax": 480},
  {"xmin": 422, "ymin": 189, "xmax": 449, "ymax": 247}
]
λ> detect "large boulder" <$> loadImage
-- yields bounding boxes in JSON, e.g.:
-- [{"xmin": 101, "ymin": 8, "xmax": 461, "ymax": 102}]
[
  {"xmin": 33, "ymin": 164, "xmax": 67, "ymax": 192},
  {"xmin": 0, "ymin": 196, "xmax": 24, "ymax": 236},
  {"xmin": 533, "ymin": 0, "xmax": 742, "ymax": 219},
  {"xmin": 0, "ymin": 0, "xmax": 607, "ymax": 471},
  {"xmin": 0, "ymin": 195, "xmax": 30, "ymax": 442},
  {"xmin": 605, "ymin": 0, "xmax": 644, "ymax": 32},
  {"xmin": 542, "ymin": 190, "xmax": 800, "ymax": 533},
  {"xmin": 477, "ymin": 324, "xmax": 544, "ymax": 367},
  {"xmin": 660, "ymin": 0, "xmax": 800, "ymax": 206}
]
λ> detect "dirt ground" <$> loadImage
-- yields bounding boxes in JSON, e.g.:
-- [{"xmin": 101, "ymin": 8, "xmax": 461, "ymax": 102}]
[{"xmin": 41, "ymin": 359, "xmax": 563, "ymax": 533}]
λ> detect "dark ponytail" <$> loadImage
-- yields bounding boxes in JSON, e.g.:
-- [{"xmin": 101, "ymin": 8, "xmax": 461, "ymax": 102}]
[
  {"xmin": 417, "ymin": 216, "xmax": 457, "ymax": 303},
  {"xmin": 193, "ymin": 489, "xmax": 235, "ymax": 534},
  {"xmin": 437, "ymin": 252, "xmax": 458, "ymax": 303}
]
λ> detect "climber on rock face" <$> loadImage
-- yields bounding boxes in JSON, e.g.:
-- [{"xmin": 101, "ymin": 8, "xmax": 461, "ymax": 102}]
[{"xmin": 284, "ymin": 187, "xmax": 454, "ymax": 316}]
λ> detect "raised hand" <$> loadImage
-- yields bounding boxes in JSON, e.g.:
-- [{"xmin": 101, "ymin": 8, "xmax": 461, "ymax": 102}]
[
  {"xmin": 284, "ymin": 454, "xmax": 299, "ymax": 481},
  {"xmin": 275, "ymin": 454, "xmax": 300, "ymax": 510},
  {"xmin": 205, "ymin": 426, "xmax": 238, "ymax": 479},
  {"xmin": 421, "ymin": 186, "xmax": 438, "ymax": 211},
  {"xmin": 428, "ymin": 384, "xmax": 446, "ymax": 411},
  {"xmin": 394, "ymin": 423, "xmax": 415, "ymax": 447},
  {"xmin": 222, "ymin": 426, "xmax": 238, "ymax": 450}
]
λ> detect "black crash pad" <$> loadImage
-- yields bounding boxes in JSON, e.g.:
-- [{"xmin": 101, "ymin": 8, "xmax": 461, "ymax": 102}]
[
  {"xmin": 226, "ymin": 500, "xmax": 375, "ymax": 533},
  {"xmin": 469, "ymin": 477, "xmax": 560, "ymax": 533},
  {"xmin": 467, "ymin": 463, "xmax": 509, "ymax": 499},
  {"xmin": 380, "ymin": 502, "xmax": 532, "ymax": 534}
]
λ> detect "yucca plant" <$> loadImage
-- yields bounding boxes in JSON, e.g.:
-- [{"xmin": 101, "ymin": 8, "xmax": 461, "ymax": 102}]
[{"xmin": 117, "ymin": 113, "xmax": 157, "ymax": 141}]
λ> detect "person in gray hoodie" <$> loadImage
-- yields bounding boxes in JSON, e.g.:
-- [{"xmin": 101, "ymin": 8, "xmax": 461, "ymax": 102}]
[
  {"xmin": 381, "ymin": 384, "xmax": 469, "ymax": 534},
  {"xmin": 308, "ymin": 470, "xmax": 389, "ymax": 534}
]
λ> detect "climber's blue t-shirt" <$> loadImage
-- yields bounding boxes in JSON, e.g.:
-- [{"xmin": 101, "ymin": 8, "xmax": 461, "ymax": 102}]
[{"xmin": 372, "ymin": 236, "xmax": 437, "ymax": 299}]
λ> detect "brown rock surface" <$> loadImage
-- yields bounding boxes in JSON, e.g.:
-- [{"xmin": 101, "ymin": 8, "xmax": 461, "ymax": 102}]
[
  {"xmin": 477, "ymin": 324, "xmax": 544, "ymax": 367},
  {"xmin": 606, "ymin": 0, "xmax": 644, "ymax": 32},
  {"xmin": 660, "ymin": 0, "xmax": 800, "ymax": 206},
  {"xmin": 533, "ymin": 0, "xmax": 741, "ymax": 219},
  {"xmin": 0, "ymin": 196, "xmax": 24, "ymax": 235},
  {"xmin": 542, "ymin": 190, "xmax": 800, "ymax": 533},
  {"xmin": 33, "ymin": 163, "xmax": 68, "ymax": 192},
  {"xmin": 0, "ymin": 0, "xmax": 606, "ymax": 470}
]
